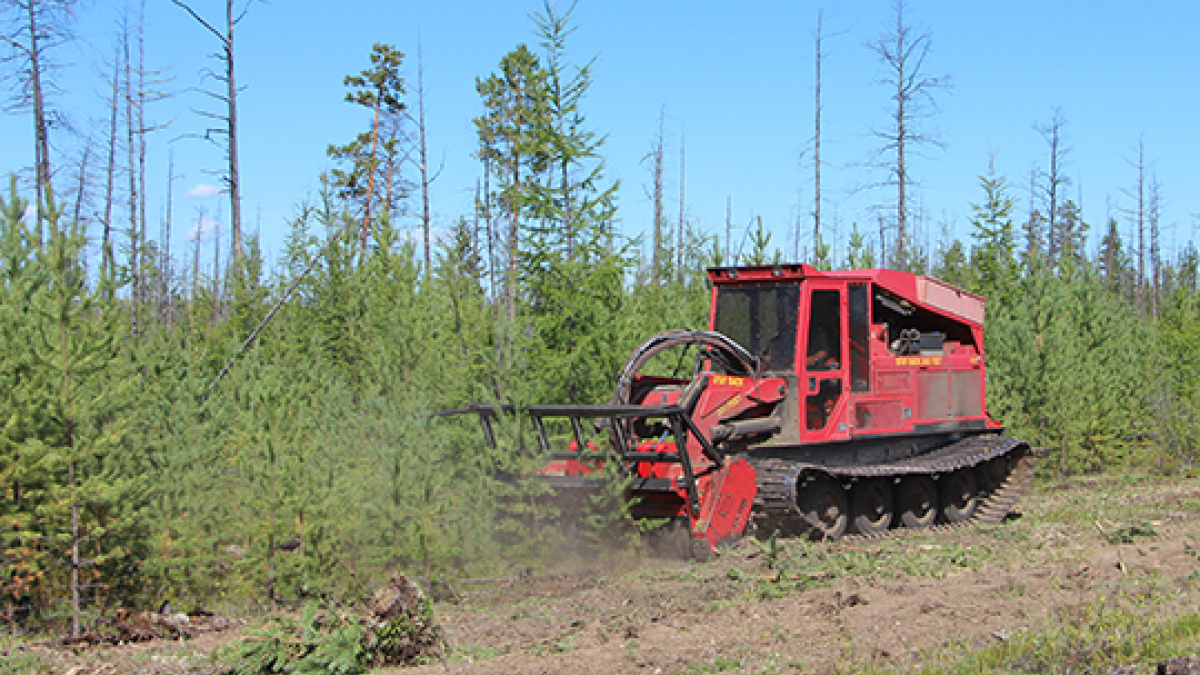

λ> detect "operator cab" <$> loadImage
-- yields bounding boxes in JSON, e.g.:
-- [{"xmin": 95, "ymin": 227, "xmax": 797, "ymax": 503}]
[
  {"xmin": 708, "ymin": 264, "xmax": 997, "ymax": 447},
  {"xmin": 712, "ymin": 282, "xmax": 800, "ymax": 373}
]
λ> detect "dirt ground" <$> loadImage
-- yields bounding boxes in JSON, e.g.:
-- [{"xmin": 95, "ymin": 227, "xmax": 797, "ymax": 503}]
[
  {"xmin": 397, "ymin": 474, "xmax": 1200, "ymax": 674},
  {"xmin": 13, "ymin": 472, "xmax": 1200, "ymax": 675},
  {"xmin": 6, "ymin": 625, "xmax": 234, "ymax": 675}
]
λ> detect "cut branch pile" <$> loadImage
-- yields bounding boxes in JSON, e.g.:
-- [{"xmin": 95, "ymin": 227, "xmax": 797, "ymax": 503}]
[{"xmin": 219, "ymin": 572, "xmax": 445, "ymax": 675}]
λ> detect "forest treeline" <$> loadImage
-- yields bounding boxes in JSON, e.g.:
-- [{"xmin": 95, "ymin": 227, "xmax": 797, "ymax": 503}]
[{"xmin": 2, "ymin": 0, "xmax": 1199, "ymax": 636}]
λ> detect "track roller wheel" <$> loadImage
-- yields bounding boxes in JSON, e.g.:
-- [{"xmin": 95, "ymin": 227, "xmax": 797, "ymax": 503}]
[
  {"xmin": 849, "ymin": 478, "xmax": 894, "ymax": 535},
  {"xmin": 975, "ymin": 456, "xmax": 1008, "ymax": 495},
  {"xmin": 797, "ymin": 474, "xmax": 848, "ymax": 540},
  {"xmin": 897, "ymin": 475, "xmax": 938, "ymax": 529},
  {"xmin": 938, "ymin": 469, "xmax": 979, "ymax": 523}
]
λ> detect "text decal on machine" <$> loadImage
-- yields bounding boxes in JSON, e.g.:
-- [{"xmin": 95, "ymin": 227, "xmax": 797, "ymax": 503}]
[
  {"xmin": 711, "ymin": 376, "xmax": 745, "ymax": 386},
  {"xmin": 894, "ymin": 357, "xmax": 942, "ymax": 367}
]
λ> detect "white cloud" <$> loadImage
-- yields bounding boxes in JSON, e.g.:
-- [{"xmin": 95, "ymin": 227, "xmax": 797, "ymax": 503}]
[
  {"xmin": 402, "ymin": 226, "xmax": 450, "ymax": 247},
  {"xmin": 22, "ymin": 203, "xmax": 34, "ymax": 223},
  {"xmin": 184, "ymin": 183, "xmax": 222, "ymax": 199},
  {"xmin": 187, "ymin": 218, "xmax": 224, "ymax": 243}
]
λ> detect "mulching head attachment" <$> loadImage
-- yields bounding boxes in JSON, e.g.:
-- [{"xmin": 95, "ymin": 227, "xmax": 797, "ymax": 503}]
[{"xmin": 435, "ymin": 403, "xmax": 757, "ymax": 559}]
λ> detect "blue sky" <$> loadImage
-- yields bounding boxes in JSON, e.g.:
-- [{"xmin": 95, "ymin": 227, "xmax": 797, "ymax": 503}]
[{"xmin": 3, "ymin": 0, "xmax": 1198, "ymax": 274}]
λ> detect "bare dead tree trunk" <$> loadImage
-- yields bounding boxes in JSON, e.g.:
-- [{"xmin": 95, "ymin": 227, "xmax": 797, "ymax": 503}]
[
  {"xmin": 1029, "ymin": 167, "xmax": 1037, "ymax": 226},
  {"xmin": 1149, "ymin": 173, "xmax": 1161, "ymax": 318},
  {"xmin": 471, "ymin": 188, "xmax": 482, "ymax": 275},
  {"xmin": 725, "ymin": 196, "xmax": 732, "ymax": 266},
  {"xmin": 506, "ymin": 156, "xmax": 519, "ymax": 323},
  {"xmin": 191, "ymin": 212, "xmax": 201, "ymax": 302},
  {"xmin": 26, "ymin": 1, "xmax": 51, "ymax": 243},
  {"xmin": 869, "ymin": 0, "xmax": 947, "ymax": 271},
  {"xmin": 171, "ymin": 0, "xmax": 246, "ymax": 267},
  {"xmin": 878, "ymin": 214, "xmax": 887, "ymax": 267},
  {"xmin": 481, "ymin": 161, "xmax": 498, "ymax": 305},
  {"xmin": 212, "ymin": 210, "xmax": 222, "ymax": 326},
  {"xmin": 1137, "ymin": 145, "xmax": 1145, "ymax": 314},
  {"xmin": 1124, "ymin": 139, "xmax": 1147, "ymax": 315},
  {"xmin": 896, "ymin": 75, "xmax": 907, "ymax": 270},
  {"xmin": 1037, "ymin": 108, "xmax": 1069, "ymax": 269},
  {"xmin": 136, "ymin": 0, "xmax": 149, "ymax": 290},
  {"xmin": 115, "ymin": 0, "xmax": 172, "ymax": 325},
  {"xmin": 101, "ymin": 49, "xmax": 119, "ymax": 286},
  {"xmin": 650, "ymin": 108, "xmax": 665, "ymax": 282},
  {"xmin": 71, "ymin": 144, "xmax": 89, "ymax": 230},
  {"xmin": 416, "ymin": 39, "xmax": 433, "ymax": 277},
  {"xmin": 3, "ymin": 0, "xmax": 68, "ymax": 244},
  {"xmin": 1025, "ymin": 166, "xmax": 1040, "ymax": 259},
  {"xmin": 381, "ymin": 144, "xmax": 392, "ymax": 217},
  {"xmin": 505, "ymin": 85, "xmax": 523, "ymax": 325},
  {"xmin": 162, "ymin": 151, "xmax": 177, "ymax": 322},
  {"xmin": 1102, "ymin": 197, "xmax": 1116, "ymax": 290},
  {"xmin": 224, "ymin": 0, "xmax": 243, "ymax": 267},
  {"xmin": 794, "ymin": 185, "xmax": 803, "ymax": 262},
  {"xmin": 677, "ymin": 133, "xmax": 685, "ymax": 283},
  {"xmin": 813, "ymin": 9, "xmax": 832, "ymax": 259},
  {"xmin": 124, "ymin": 27, "xmax": 139, "ymax": 339}
]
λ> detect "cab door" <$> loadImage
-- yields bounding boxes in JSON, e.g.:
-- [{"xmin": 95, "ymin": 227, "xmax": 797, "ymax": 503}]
[{"xmin": 799, "ymin": 281, "xmax": 849, "ymax": 443}]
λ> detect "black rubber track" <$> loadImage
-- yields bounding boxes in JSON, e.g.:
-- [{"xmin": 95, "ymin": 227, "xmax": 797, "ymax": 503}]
[{"xmin": 750, "ymin": 435, "xmax": 1038, "ymax": 541}]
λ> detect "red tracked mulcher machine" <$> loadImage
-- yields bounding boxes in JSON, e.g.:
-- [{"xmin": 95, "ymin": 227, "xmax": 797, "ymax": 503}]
[{"xmin": 440, "ymin": 265, "xmax": 1043, "ymax": 559}]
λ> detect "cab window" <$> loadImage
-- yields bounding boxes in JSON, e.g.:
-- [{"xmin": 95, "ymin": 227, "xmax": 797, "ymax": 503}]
[
  {"xmin": 805, "ymin": 289, "xmax": 841, "ymax": 371},
  {"xmin": 713, "ymin": 284, "xmax": 800, "ymax": 371}
]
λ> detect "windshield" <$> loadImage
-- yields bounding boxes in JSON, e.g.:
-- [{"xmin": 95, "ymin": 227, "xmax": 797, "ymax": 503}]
[{"xmin": 713, "ymin": 283, "xmax": 800, "ymax": 371}]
